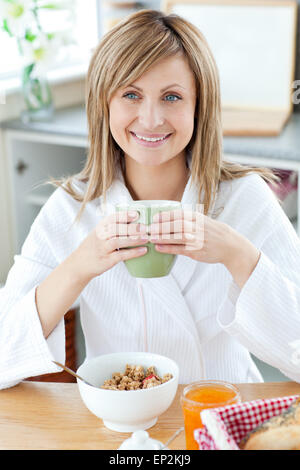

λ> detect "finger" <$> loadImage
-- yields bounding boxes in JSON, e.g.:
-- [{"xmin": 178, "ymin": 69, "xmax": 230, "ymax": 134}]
[
  {"xmin": 149, "ymin": 220, "xmax": 205, "ymax": 240},
  {"xmin": 108, "ymin": 210, "xmax": 140, "ymax": 224},
  {"xmin": 98, "ymin": 221, "xmax": 147, "ymax": 240},
  {"xmin": 96, "ymin": 210, "xmax": 140, "ymax": 238},
  {"xmin": 152, "ymin": 210, "xmax": 205, "ymax": 233},
  {"xmin": 112, "ymin": 245, "xmax": 148, "ymax": 263},
  {"xmin": 152, "ymin": 209, "xmax": 195, "ymax": 223},
  {"xmin": 148, "ymin": 219, "xmax": 195, "ymax": 236},
  {"xmin": 108, "ymin": 222, "xmax": 148, "ymax": 238},
  {"xmin": 106, "ymin": 234, "xmax": 149, "ymax": 252},
  {"xmin": 155, "ymin": 240, "xmax": 202, "ymax": 254},
  {"xmin": 150, "ymin": 231, "xmax": 198, "ymax": 243},
  {"xmin": 154, "ymin": 243, "xmax": 186, "ymax": 255}
]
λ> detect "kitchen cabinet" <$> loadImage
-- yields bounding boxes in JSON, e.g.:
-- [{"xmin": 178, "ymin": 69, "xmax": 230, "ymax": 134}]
[{"xmin": 2, "ymin": 105, "xmax": 87, "ymax": 255}]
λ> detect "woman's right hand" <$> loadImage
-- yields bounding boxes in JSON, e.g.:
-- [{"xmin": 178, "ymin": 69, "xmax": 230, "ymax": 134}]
[{"xmin": 71, "ymin": 210, "xmax": 149, "ymax": 281}]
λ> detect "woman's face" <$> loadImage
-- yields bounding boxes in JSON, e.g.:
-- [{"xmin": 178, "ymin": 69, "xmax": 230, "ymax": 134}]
[{"xmin": 109, "ymin": 54, "xmax": 196, "ymax": 167}]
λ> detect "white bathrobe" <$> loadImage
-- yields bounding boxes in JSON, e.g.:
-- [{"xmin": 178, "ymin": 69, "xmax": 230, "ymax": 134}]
[{"xmin": 1, "ymin": 160, "xmax": 300, "ymax": 389}]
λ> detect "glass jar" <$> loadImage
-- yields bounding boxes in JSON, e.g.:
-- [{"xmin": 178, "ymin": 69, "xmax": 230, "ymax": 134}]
[
  {"xmin": 21, "ymin": 63, "xmax": 54, "ymax": 123},
  {"xmin": 181, "ymin": 380, "xmax": 241, "ymax": 450}
]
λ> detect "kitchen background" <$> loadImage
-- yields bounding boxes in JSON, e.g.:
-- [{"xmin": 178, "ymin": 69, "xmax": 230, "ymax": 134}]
[{"xmin": 0, "ymin": 0, "xmax": 299, "ymax": 383}]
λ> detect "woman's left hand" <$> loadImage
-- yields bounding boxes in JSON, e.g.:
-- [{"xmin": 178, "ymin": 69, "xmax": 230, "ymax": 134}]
[{"xmin": 148, "ymin": 209, "xmax": 260, "ymax": 288}]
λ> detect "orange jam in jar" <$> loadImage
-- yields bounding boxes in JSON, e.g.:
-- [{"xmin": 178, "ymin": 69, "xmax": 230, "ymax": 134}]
[{"xmin": 180, "ymin": 381, "xmax": 241, "ymax": 450}]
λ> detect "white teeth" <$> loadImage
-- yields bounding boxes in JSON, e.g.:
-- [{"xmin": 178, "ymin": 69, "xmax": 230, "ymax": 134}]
[{"xmin": 134, "ymin": 133, "xmax": 169, "ymax": 142}]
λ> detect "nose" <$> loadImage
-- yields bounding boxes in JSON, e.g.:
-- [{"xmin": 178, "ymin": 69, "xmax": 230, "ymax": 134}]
[{"xmin": 137, "ymin": 99, "xmax": 164, "ymax": 129}]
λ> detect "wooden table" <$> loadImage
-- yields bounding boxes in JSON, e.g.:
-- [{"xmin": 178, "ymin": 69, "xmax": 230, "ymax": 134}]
[{"xmin": 1, "ymin": 381, "xmax": 300, "ymax": 450}]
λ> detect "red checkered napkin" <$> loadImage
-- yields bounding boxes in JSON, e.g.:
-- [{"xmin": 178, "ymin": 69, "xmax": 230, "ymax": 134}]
[{"xmin": 194, "ymin": 395, "xmax": 299, "ymax": 450}]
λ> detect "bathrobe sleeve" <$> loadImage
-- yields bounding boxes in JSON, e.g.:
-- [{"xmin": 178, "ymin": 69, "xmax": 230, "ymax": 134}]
[
  {"xmin": 0, "ymin": 192, "xmax": 67, "ymax": 389},
  {"xmin": 217, "ymin": 174, "xmax": 300, "ymax": 382}
]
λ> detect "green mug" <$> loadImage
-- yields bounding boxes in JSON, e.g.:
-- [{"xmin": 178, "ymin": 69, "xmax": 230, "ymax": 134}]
[{"xmin": 116, "ymin": 200, "xmax": 182, "ymax": 278}]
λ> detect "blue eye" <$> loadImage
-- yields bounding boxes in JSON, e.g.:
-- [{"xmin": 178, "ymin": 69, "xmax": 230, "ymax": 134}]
[
  {"xmin": 123, "ymin": 92, "xmax": 181, "ymax": 102},
  {"xmin": 124, "ymin": 92, "xmax": 138, "ymax": 100},
  {"xmin": 165, "ymin": 94, "xmax": 181, "ymax": 101}
]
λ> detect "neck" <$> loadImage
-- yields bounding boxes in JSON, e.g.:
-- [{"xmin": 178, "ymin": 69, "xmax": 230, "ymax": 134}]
[{"xmin": 121, "ymin": 153, "xmax": 190, "ymax": 201}]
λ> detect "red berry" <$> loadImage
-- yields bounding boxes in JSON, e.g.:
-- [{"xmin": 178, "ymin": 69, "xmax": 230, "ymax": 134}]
[{"xmin": 142, "ymin": 374, "xmax": 158, "ymax": 384}]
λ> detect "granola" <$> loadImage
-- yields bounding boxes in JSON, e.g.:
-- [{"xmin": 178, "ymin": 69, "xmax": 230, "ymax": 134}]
[{"xmin": 100, "ymin": 364, "xmax": 173, "ymax": 390}]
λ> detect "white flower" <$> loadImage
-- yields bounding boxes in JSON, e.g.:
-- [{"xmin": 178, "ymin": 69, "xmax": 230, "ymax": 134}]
[
  {"xmin": 0, "ymin": 0, "xmax": 35, "ymax": 37},
  {"xmin": 1, "ymin": 0, "xmax": 77, "ymax": 72},
  {"xmin": 20, "ymin": 32, "xmax": 58, "ymax": 73},
  {"xmin": 22, "ymin": 29, "xmax": 77, "ymax": 75}
]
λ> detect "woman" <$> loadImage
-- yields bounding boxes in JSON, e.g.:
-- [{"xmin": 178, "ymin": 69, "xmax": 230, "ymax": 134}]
[{"xmin": 1, "ymin": 10, "xmax": 300, "ymax": 388}]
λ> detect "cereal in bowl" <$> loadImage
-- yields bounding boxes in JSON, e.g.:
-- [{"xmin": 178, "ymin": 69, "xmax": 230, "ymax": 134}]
[{"xmin": 100, "ymin": 364, "xmax": 173, "ymax": 390}]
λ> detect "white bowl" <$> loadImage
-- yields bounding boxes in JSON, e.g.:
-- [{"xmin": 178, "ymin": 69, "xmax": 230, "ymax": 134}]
[{"xmin": 76, "ymin": 352, "xmax": 179, "ymax": 432}]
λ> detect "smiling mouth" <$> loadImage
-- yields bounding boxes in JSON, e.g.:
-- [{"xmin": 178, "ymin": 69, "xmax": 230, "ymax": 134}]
[{"xmin": 130, "ymin": 131, "xmax": 172, "ymax": 142}]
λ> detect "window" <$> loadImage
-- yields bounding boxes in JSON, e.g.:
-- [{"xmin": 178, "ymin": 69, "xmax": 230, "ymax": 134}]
[{"xmin": 0, "ymin": 0, "xmax": 99, "ymax": 81}]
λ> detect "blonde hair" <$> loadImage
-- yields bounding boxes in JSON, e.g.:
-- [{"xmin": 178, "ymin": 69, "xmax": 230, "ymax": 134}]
[{"xmin": 51, "ymin": 9, "xmax": 278, "ymax": 221}]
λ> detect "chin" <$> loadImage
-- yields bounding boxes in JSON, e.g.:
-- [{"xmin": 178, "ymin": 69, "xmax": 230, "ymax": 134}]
[
  {"xmin": 139, "ymin": 157, "xmax": 171, "ymax": 167},
  {"xmin": 127, "ymin": 151, "xmax": 168, "ymax": 166}
]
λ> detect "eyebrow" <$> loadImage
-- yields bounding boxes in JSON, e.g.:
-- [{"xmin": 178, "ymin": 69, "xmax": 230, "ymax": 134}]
[{"xmin": 125, "ymin": 83, "xmax": 185, "ymax": 92}]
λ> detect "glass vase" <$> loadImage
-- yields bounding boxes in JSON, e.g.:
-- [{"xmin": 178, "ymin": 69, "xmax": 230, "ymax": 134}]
[{"xmin": 21, "ymin": 63, "xmax": 54, "ymax": 123}]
